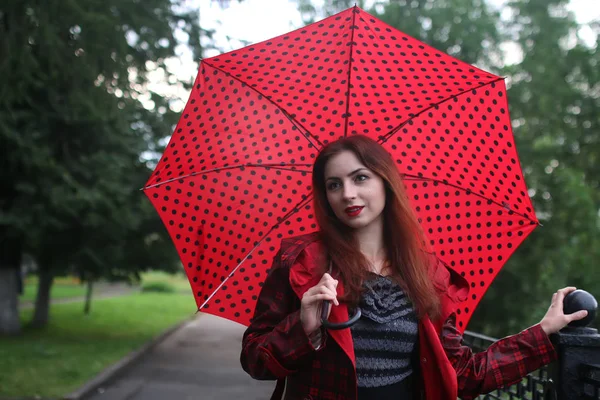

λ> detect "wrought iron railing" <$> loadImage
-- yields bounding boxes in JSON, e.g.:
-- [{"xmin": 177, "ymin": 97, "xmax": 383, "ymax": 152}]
[
  {"xmin": 463, "ymin": 323, "xmax": 600, "ymax": 400},
  {"xmin": 580, "ymin": 363, "xmax": 600, "ymax": 399},
  {"xmin": 476, "ymin": 369, "xmax": 551, "ymax": 400},
  {"xmin": 463, "ymin": 330, "xmax": 551, "ymax": 400}
]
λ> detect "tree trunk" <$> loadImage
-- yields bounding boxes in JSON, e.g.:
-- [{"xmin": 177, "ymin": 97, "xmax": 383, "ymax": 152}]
[
  {"xmin": 31, "ymin": 267, "xmax": 54, "ymax": 328},
  {"xmin": 0, "ymin": 236, "xmax": 22, "ymax": 336},
  {"xmin": 0, "ymin": 267, "xmax": 21, "ymax": 335},
  {"xmin": 83, "ymin": 279, "xmax": 93, "ymax": 315}
]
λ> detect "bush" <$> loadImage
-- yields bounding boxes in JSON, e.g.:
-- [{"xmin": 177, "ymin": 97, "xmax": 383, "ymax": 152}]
[{"xmin": 141, "ymin": 281, "xmax": 176, "ymax": 293}]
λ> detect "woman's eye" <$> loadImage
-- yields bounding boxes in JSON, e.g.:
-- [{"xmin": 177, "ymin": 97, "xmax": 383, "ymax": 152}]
[
  {"xmin": 327, "ymin": 182, "xmax": 340, "ymax": 191},
  {"xmin": 355, "ymin": 174, "xmax": 368, "ymax": 182}
]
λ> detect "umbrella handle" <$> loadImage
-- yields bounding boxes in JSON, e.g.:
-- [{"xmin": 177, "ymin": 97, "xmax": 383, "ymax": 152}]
[
  {"xmin": 321, "ymin": 300, "xmax": 362, "ymax": 330},
  {"xmin": 319, "ymin": 260, "xmax": 362, "ymax": 330}
]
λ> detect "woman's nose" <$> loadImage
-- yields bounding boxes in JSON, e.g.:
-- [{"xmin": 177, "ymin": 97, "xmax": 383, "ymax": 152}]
[{"xmin": 342, "ymin": 184, "xmax": 357, "ymax": 200}]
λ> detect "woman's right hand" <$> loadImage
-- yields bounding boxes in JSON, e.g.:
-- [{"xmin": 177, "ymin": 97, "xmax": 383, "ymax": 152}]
[{"xmin": 300, "ymin": 273, "xmax": 339, "ymax": 336}]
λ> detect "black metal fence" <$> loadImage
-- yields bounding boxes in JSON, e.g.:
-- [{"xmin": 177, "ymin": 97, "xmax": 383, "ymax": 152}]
[
  {"xmin": 463, "ymin": 289, "xmax": 600, "ymax": 400},
  {"xmin": 580, "ymin": 363, "xmax": 600, "ymax": 399},
  {"xmin": 463, "ymin": 330, "xmax": 552, "ymax": 400}
]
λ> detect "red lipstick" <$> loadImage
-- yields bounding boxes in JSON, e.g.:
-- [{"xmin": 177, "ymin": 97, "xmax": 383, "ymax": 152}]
[{"xmin": 344, "ymin": 206, "xmax": 364, "ymax": 217}]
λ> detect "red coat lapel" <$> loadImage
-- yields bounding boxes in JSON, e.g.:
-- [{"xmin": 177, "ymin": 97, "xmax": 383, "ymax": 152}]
[
  {"xmin": 419, "ymin": 315, "xmax": 458, "ymax": 400},
  {"xmin": 320, "ymin": 281, "xmax": 356, "ymax": 368},
  {"xmin": 286, "ymin": 240, "xmax": 356, "ymax": 368},
  {"xmin": 280, "ymin": 233, "xmax": 470, "ymax": 400}
]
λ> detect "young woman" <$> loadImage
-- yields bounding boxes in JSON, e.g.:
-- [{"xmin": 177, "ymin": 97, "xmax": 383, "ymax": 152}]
[{"xmin": 240, "ymin": 135, "xmax": 586, "ymax": 400}]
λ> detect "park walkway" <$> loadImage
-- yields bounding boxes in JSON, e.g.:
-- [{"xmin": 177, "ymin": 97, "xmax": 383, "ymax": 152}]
[{"xmin": 84, "ymin": 313, "xmax": 274, "ymax": 400}]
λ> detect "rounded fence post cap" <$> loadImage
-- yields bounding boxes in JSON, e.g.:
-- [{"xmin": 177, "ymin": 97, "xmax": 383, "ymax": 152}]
[{"xmin": 564, "ymin": 289, "xmax": 598, "ymax": 328}]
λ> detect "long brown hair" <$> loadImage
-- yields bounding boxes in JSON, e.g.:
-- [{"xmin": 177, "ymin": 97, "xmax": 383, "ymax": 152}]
[{"xmin": 312, "ymin": 135, "xmax": 440, "ymax": 319}]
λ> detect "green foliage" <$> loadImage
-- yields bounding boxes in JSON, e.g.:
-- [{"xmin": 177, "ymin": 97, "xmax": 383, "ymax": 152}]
[
  {"xmin": 0, "ymin": 0, "xmax": 209, "ymax": 327},
  {"xmin": 141, "ymin": 270, "xmax": 192, "ymax": 292},
  {"xmin": 302, "ymin": 0, "xmax": 600, "ymax": 336},
  {"xmin": 297, "ymin": 0, "xmax": 503, "ymax": 69},
  {"xmin": 470, "ymin": 0, "xmax": 600, "ymax": 336},
  {"xmin": 141, "ymin": 281, "xmax": 176, "ymax": 293}
]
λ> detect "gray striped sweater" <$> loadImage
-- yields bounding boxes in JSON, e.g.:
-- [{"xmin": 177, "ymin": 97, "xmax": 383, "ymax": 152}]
[{"xmin": 350, "ymin": 274, "xmax": 418, "ymax": 388}]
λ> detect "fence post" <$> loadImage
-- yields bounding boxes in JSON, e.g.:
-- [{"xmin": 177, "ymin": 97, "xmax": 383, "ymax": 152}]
[{"xmin": 548, "ymin": 290, "xmax": 599, "ymax": 400}]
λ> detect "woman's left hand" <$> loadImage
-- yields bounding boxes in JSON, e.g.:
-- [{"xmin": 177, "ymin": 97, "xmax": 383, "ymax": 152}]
[{"xmin": 539, "ymin": 287, "xmax": 589, "ymax": 335}]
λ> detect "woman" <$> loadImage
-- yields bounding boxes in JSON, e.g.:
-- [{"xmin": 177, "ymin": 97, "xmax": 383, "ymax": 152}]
[{"xmin": 240, "ymin": 135, "xmax": 586, "ymax": 400}]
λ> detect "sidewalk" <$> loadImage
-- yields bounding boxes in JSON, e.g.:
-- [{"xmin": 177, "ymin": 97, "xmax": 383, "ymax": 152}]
[{"xmin": 83, "ymin": 314, "xmax": 274, "ymax": 400}]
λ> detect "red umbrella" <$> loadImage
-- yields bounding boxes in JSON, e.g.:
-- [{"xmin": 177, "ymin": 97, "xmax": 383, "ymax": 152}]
[{"xmin": 143, "ymin": 6, "xmax": 538, "ymax": 332}]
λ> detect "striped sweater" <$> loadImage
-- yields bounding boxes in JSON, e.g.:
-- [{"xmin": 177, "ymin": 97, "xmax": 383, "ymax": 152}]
[{"xmin": 350, "ymin": 274, "xmax": 418, "ymax": 388}]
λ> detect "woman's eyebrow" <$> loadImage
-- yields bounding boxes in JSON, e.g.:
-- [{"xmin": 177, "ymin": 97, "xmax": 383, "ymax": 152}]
[{"xmin": 325, "ymin": 168, "xmax": 367, "ymax": 181}]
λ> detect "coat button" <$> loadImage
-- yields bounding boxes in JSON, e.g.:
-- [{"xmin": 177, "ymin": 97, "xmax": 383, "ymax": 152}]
[{"xmin": 421, "ymin": 357, "xmax": 427, "ymax": 363}]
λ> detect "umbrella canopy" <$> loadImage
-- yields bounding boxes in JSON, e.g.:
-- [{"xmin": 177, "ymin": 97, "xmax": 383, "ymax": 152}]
[{"xmin": 143, "ymin": 6, "xmax": 538, "ymax": 332}]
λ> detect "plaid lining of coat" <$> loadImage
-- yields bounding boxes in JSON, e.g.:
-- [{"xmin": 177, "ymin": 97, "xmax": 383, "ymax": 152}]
[{"xmin": 240, "ymin": 233, "xmax": 557, "ymax": 400}]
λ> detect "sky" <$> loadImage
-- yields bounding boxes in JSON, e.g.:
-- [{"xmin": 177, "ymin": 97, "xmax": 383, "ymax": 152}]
[
  {"xmin": 196, "ymin": 0, "xmax": 598, "ymax": 53},
  {"xmin": 146, "ymin": 0, "xmax": 599, "ymax": 112}
]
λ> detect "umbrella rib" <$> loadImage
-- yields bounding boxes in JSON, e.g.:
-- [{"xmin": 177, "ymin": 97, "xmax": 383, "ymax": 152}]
[
  {"xmin": 343, "ymin": 6, "xmax": 358, "ymax": 138},
  {"xmin": 143, "ymin": 163, "xmax": 313, "ymax": 190},
  {"xmin": 378, "ymin": 77, "xmax": 506, "ymax": 145},
  {"xmin": 197, "ymin": 194, "xmax": 314, "ymax": 312},
  {"xmin": 202, "ymin": 60, "xmax": 325, "ymax": 150},
  {"xmin": 401, "ymin": 173, "xmax": 540, "ymax": 225}
]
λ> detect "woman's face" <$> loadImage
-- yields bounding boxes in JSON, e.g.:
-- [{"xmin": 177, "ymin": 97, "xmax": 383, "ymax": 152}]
[{"xmin": 323, "ymin": 150, "xmax": 386, "ymax": 231}]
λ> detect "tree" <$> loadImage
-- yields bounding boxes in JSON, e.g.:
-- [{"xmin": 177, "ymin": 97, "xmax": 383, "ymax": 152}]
[
  {"xmin": 0, "ymin": 0, "xmax": 206, "ymax": 332},
  {"xmin": 469, "ymin": 0, "xmax": 600, "ymax": 336},
  {"xmin": 299, "ymin": 0, "xmax": 600, "ymax": 336},
  {"xmin": 297, "ymin": 0, "xmax": 503, "ymax": 69},
  {"xmin": 71, "ymin": 156, "xmax": 182, "ymax": 316}
]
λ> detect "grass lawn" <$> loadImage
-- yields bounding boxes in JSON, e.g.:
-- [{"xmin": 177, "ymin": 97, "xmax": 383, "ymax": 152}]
[
  {"xmin": 19, "ymin": 271, "xmax": 192, "ymax": 303},
  {"xmin": 0, "ymin": 292, "xmax": 196, "ymax": 399},
  {"xmin": 19, "ymin": 284, "xmax": 87, "ymax": 303},
  {"xmin": 19, "ymin": 276, "xmax": 86, "ymax": 303}
]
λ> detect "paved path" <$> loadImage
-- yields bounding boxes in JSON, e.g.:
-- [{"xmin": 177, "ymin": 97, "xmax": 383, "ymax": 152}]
[{"xmin": 85, "ymin": 314, "xmax": 274, "ymax": 400}]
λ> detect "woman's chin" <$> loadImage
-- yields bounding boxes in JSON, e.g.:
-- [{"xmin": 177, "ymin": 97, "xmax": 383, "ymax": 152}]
[{"xmin": 341, "ymin": 216, "xmax": 370, "ymax": 230}]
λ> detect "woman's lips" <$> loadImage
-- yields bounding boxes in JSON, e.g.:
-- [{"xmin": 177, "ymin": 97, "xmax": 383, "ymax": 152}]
[{"xmin": 344, "ymin": 206, "xmax": 364, "ymax": 217}]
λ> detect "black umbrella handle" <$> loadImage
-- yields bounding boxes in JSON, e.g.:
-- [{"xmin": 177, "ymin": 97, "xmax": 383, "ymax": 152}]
[
  {"xmin": 321, "ymin": 300, "xmax": 362, "ymax": 330},
  {"xmin": 320, "ymin": 261, "xmax": 362, "ymax": 330}
]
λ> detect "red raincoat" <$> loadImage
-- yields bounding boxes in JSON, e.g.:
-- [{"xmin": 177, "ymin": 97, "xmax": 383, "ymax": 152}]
[{"xmin": 241, "ymin": 233, "xmax": 556, "ymax": 400}]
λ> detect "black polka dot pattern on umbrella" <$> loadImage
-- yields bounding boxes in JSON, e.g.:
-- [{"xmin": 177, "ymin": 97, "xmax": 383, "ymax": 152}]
[
  {"xmin": 143, "ymin": 6, "xmax": 538, "ymax": 331},
  {"xmin": 146, "ymin": 166, "xmax": 315, "ymax": 310},
  {"xmin": 405, "ymin": 178, "xmax": 535, "ymax": 327}
]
